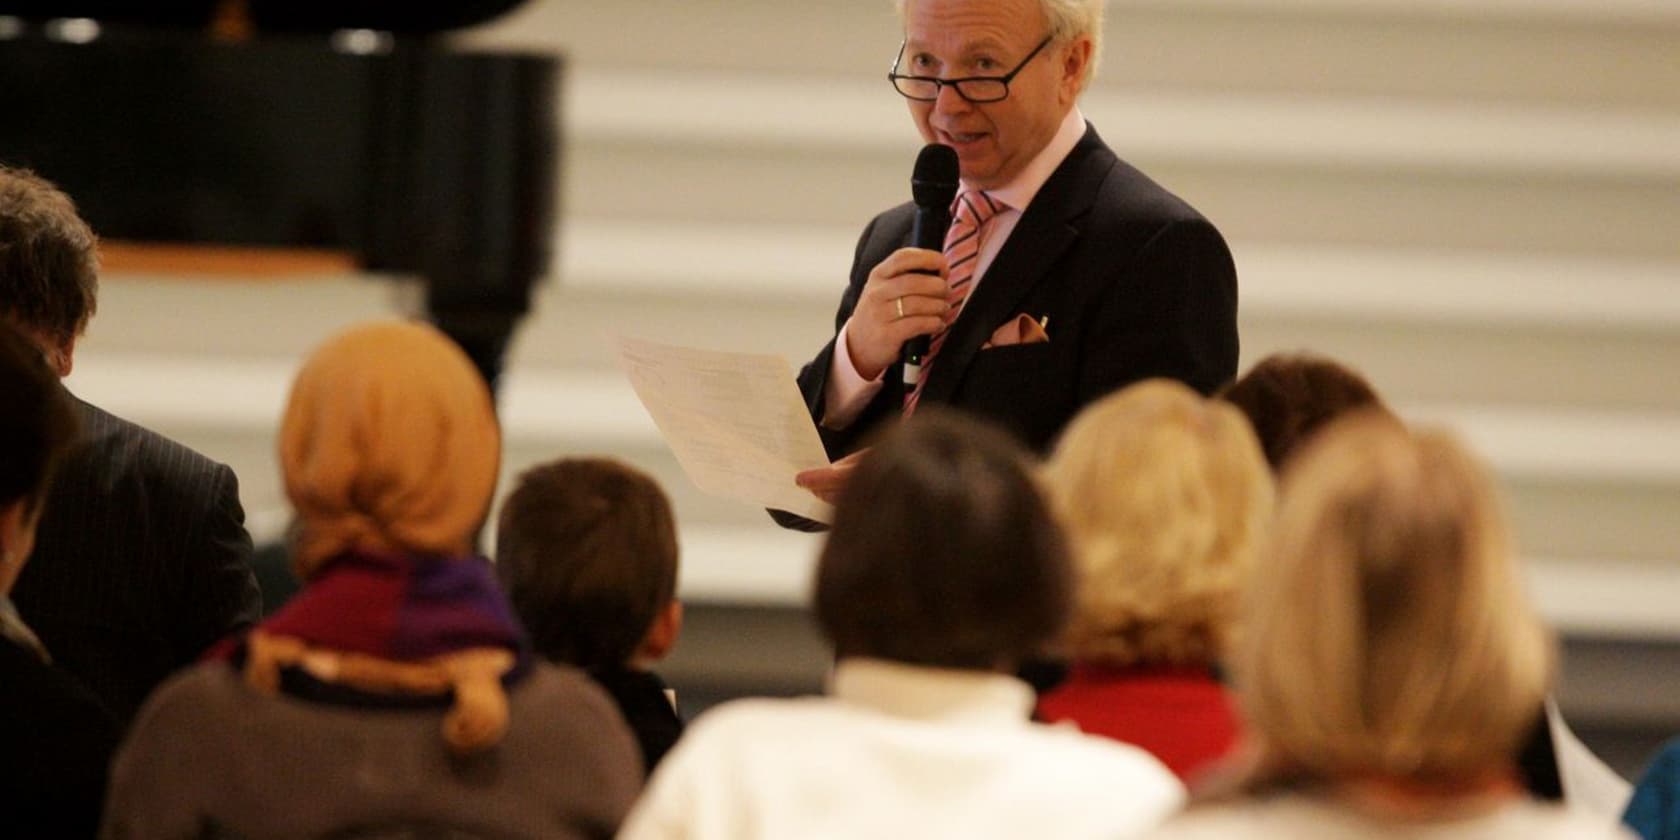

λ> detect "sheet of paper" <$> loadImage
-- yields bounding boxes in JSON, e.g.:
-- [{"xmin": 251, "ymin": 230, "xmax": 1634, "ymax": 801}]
[
  {"xmin": 1548, "ymin": 699, "xmax": 1632, "ymax": 819},
  {"xmin": 617, "ymin": 337, "xmax": 833, "ymax": 524}
]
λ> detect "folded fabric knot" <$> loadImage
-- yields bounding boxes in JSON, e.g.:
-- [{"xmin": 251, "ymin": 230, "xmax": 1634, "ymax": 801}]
[
  {"xmin": 243, "ymin": 629, "xmax": 517, "ymax": 756},
  {"xmin": 289, "ymin": 512, "xmax": 396, "ymax": 580}
]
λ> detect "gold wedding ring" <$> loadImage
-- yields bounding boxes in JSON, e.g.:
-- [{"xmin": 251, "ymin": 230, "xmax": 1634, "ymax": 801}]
[{"xmin": 895, "ymin": 296, "xmax": 905, "ymax": 320}]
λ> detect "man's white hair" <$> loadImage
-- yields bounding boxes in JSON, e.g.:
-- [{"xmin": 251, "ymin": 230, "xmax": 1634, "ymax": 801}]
[{"xmin": 896, "ymin": 0, "xmax": 1106, "ymax": 89}]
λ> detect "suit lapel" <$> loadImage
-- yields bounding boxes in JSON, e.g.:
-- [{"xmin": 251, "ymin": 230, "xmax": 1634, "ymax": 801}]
[{"xmin": 918, "ymin": 125, "xmax": 1110, "ymax": 407}]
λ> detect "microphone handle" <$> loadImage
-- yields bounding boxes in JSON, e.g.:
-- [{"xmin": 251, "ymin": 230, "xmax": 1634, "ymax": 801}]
[{"xmin": 902, "ymin": 204, "xmax": 952, "ymax": 386}]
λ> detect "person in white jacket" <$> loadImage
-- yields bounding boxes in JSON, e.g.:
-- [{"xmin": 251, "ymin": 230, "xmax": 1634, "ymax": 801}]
[{"xmin": 620, "ymin": 409, "xmax": 1184, "ymax": 840}]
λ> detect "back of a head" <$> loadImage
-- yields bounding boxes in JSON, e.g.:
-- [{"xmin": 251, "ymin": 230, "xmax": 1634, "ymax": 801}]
[
  {"xmin": 1045, "ymin": 379, "xmax": 1272, "ymax": 668},
  {"xmin": 1239, "ymin": 413, "xmax": 1554, "ymax": 784},
  {"xmin": 496, "ymin": 457, "xmax": 678, "ymax": 670},
  {"xmin": 0, "ymin": 166, "xmax": 99, "ymax": 362},
  {"xmin": 0, "ymin": 321, "xmax": 78, "ymax": 516},
  {"xmin": 1218, "ymin": 352, "xmax": 1386, "ymax": 473},
  {"xmin": 815, "ymin": 410, "xmax": 1072, "ymax": 671},
  {"xmin": 280, "ymin": 320, "xmax": 500, "ymax": 578}
]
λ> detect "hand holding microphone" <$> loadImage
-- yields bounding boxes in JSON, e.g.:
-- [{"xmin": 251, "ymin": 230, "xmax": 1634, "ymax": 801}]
[{"xmin": 838, "ymin": 144, "xmax": 960, "ymax": 383}]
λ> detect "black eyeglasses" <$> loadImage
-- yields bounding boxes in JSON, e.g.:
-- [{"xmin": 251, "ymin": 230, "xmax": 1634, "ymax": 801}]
[{"xmin": 888, "ymin": 34, "xmax": 1054, "ymax": 104}]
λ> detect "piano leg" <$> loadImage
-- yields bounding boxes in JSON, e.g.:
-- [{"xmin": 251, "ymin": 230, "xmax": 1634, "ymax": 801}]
[{"xmin": 428, "ymin": 296, "xmax": 528, "ymax": 400}]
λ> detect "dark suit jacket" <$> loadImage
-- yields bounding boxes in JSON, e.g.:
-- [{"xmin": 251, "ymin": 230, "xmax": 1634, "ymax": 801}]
[
  {"xmin": 0, "ymin": 634, "xmax": 120, "ymax": 838},
  {"xmin": 795, "ymin": 124, "xmax": 1238, "ymax": 462},
  {"xmin": 11, "ymin": 398, "xmax": 262, "ymax": 726},
  {"xmin": 589, "ymin": 666, "xmax": 685, "ymax": 774}
]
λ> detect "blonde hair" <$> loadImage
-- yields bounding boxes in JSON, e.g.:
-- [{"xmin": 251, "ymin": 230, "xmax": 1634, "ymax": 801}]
[
  {"xmin": 896, "ymin": 0, "xmax": 1105, "ymax": 90},
  {"xmin": 1044, "ymin": 380, "xmax": 1272, "ymax": 668},
  {"xmin": 1239, "ymin": 413, "xmax": 1554, "ymax": 783}
]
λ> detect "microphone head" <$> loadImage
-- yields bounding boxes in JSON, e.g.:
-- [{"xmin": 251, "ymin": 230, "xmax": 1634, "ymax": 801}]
[{"xmin": 911, "ymin": 143, "xmax": 960, "ymax": 208}]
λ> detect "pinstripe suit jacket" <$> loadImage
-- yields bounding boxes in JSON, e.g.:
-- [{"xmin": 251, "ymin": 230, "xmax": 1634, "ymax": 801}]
[{"xmin": 11, "ymin": 397, "xmax": 262, "ymax": 727}]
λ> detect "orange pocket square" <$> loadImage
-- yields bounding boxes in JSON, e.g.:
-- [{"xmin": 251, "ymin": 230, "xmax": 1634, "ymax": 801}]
[{"xmin": 982, "ymin": 313, "xmax": 1050, "ymax": 349}]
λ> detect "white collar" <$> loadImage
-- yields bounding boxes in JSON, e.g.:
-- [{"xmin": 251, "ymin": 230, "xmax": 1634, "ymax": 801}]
[
  {"xmin": 969, "ymin": 105, "xmax": 1086, "ymax": 212},
  {"xmin": 828, "ymin": 658, "xmax": 1035, "ymax": 724}
]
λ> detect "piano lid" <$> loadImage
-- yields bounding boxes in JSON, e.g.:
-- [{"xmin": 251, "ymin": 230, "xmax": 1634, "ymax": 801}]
[
  {"xmin": 0, "ymin": 1, "xmax": 531, "ymax": 34},
  {"xmin": 0, "ymin": 25, "xmax": 559, "ymax": 308}
]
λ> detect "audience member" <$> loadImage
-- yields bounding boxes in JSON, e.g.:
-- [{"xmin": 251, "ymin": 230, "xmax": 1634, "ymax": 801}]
[
  {"xmin": 1219, "ymin": 351, "xmax": 1567, "ymax": 800},
  {"xmin": 0, "ymin": 322, "xmax": 119, "ymax": 838},
  {"xmin": 621, "ymin": 411, "xmax": 1184, "ymax": 839},
  {"xmin": 1038, "ymin": 379, "xmax": 1272, "ymax": 783},
  {"xmin": 1624, "ymin": 737, "xmax": 1680, "ymax": 840},
  {"xmin": 0, "ymin": 164, "xmax": 261, "ymax": 726},
  {"xmin": 102, "ymin": 321, "xmax": 641, "ymax": 839},
  {"xmin": 1216, "ymin": 352, "xmax": 1387, "ymax": 472},
  {"xmin": 497, "ymin": 456, "xmax": 686, "ymax": 773},
  {"xmin": 1150, "ymin": 414, "xmax": 1630, "ymax": 839}
]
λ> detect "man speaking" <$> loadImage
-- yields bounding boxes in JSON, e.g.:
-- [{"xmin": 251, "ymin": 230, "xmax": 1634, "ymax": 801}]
[{"xmin": 788, "ymin": 0, "xmax": 1238, "ymax": 508}]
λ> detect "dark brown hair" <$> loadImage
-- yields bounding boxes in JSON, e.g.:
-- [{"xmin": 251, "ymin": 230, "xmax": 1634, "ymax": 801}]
[
  {"xmin": 815, "ymin": 410, "xmax": 1072, "ymax": 671},
  {"xmin": 1218, "ymin": 352, "xmax": 1388, "ymax": 472},
  {"xmin": 0, "ymin": 321, "xmax": 78, "ymax": 514},
  {"xmin": 495, "ymin": 457, "xmax": 678, "ymax": 670},
  {"xmin": 0, "ymin": 166, "xmax": 99, "ymax": 352}
]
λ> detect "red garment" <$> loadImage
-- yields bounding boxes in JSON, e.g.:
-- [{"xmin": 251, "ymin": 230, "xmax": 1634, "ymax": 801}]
[
  {"xmin": 206, "ymin": 551, "xmax": 529, "ymax": 675},
  {"xmin": 1037, "ymin": 663, "xmax": 1242, "ymax": 783}
]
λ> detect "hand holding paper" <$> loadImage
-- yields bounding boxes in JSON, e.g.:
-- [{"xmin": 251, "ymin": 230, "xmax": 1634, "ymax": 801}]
[
  {"xmin": 617, "ymin": 337, "xmax": 834, "ymax": 524},
  {"xmin": 794, "ymin": 449, "xmax": 867, "ymax": 506}
]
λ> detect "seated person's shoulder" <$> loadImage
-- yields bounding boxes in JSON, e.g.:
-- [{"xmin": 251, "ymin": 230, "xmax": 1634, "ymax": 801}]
[
  {"xmin": 658, "ymin": 696, "xmax": 826, "ymax": 760},
  {"xmin": 126, "ymin": 661, "xmax": 245, "ymax": 731},
  {"xmin": 68, "ymin": 401, "xmax": 234, "ymax": 490},
  {"xmin": 1016, "ymin": 722, "xmax": 1186, "ymax": 797},
  {"xmin": 0, "ymin": 637, "xmax": 119, "ymax": 741},
  {"xmin": 1497, "ymin": 803, "xmax": 1639, "ymax": 839},
  {"xmin": 0, "ymin": 641, "xmax": 117, "ymax": 834},
  {"xmin": 1144, "ymin": 796, "xmax": 1287, "ymax": 839},
  {"xmin": 513, "ymin": 661, "xmax": 646, "ymax": 735},
  {"xmin": 1151, "ymin": 795, "xmax": 1637, "ymax": 840}
]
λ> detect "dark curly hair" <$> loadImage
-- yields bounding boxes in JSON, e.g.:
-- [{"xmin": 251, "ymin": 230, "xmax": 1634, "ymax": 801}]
[
  {"xmin": 816, "ymin": 409, "xmax": 1072, "ymax": 670},
  {"xmin": 1218, "ymin": 352, "xmax": 1388, "ymax": 472}
]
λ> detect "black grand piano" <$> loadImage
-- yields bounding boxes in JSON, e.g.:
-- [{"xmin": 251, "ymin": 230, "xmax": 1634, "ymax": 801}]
[{"xmin": 0, "ymin": 1, "xmax": 558, "ymax": 390}]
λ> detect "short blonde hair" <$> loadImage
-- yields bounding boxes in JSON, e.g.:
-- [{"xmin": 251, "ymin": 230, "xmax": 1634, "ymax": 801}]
[
  {"xmin": 1239, "ymin": 414, "xmax": 1554, "ymax": 783},
  {"xmin": 1044, "ymin": 380, "xmax": 1272, "ymax": 668},
  {"xmin": 896, "ymin": 0, "xmax": 1106, "ymax": 90}
]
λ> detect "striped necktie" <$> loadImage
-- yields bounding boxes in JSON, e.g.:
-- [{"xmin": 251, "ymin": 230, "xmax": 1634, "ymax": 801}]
[{"xmin": 904, "ymin": 188, "xmax": 1003, "ymax": 415}]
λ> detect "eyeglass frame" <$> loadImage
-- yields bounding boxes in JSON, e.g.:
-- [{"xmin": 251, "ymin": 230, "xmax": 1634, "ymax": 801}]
[{"xmin": 887, "ymin": 34, "xmax": 1056, "ymax": 104}]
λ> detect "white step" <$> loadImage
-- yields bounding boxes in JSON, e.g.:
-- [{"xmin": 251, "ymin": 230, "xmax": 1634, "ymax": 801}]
[
  {"xmin": 65, "ymin": 346, "xmax": 1680, "ymax": 579},
  {"xmin": 556, "ymin": 219, "xmax": 1680, "ymax": 333},
  {"xmin": 65, "ymin": 354, "xmax": 1680, "ymax": 487},
  {"xmin": 461, "ymin": 0, "xmax": 1680, "ymax": 113},
  {"xmin": 560, "ymin": 130, "xmax": 1680, "ymax": 260},
  {"xmin": 1153, "ymin": 0, "xmax": 1680, "ymax": 24},
  {"xmin": 568, "ymin": 69, "xmax": 1680, "ymax": 181}
]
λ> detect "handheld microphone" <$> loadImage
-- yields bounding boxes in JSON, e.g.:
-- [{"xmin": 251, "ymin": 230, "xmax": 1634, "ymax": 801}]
[{"xmin": 902, "ymin": 143, "xmax": 959, "ymax": 388}]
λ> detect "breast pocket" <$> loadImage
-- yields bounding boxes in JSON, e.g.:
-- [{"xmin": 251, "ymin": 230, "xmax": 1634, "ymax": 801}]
[{"xmin": 948, "ymin": 342, "xmax": 1066, "ymax": 450}]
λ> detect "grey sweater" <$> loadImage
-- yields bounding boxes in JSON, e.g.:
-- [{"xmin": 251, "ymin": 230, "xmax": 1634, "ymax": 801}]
[{"xmin": 102, "ymin": 661, "xmax": 642, "ymax": 839}]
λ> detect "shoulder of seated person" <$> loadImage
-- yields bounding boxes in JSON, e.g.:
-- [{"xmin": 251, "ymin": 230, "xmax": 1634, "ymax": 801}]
[{"xmin": 677, "ymin": 696, "xmax": 835, "ymax": 740}]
